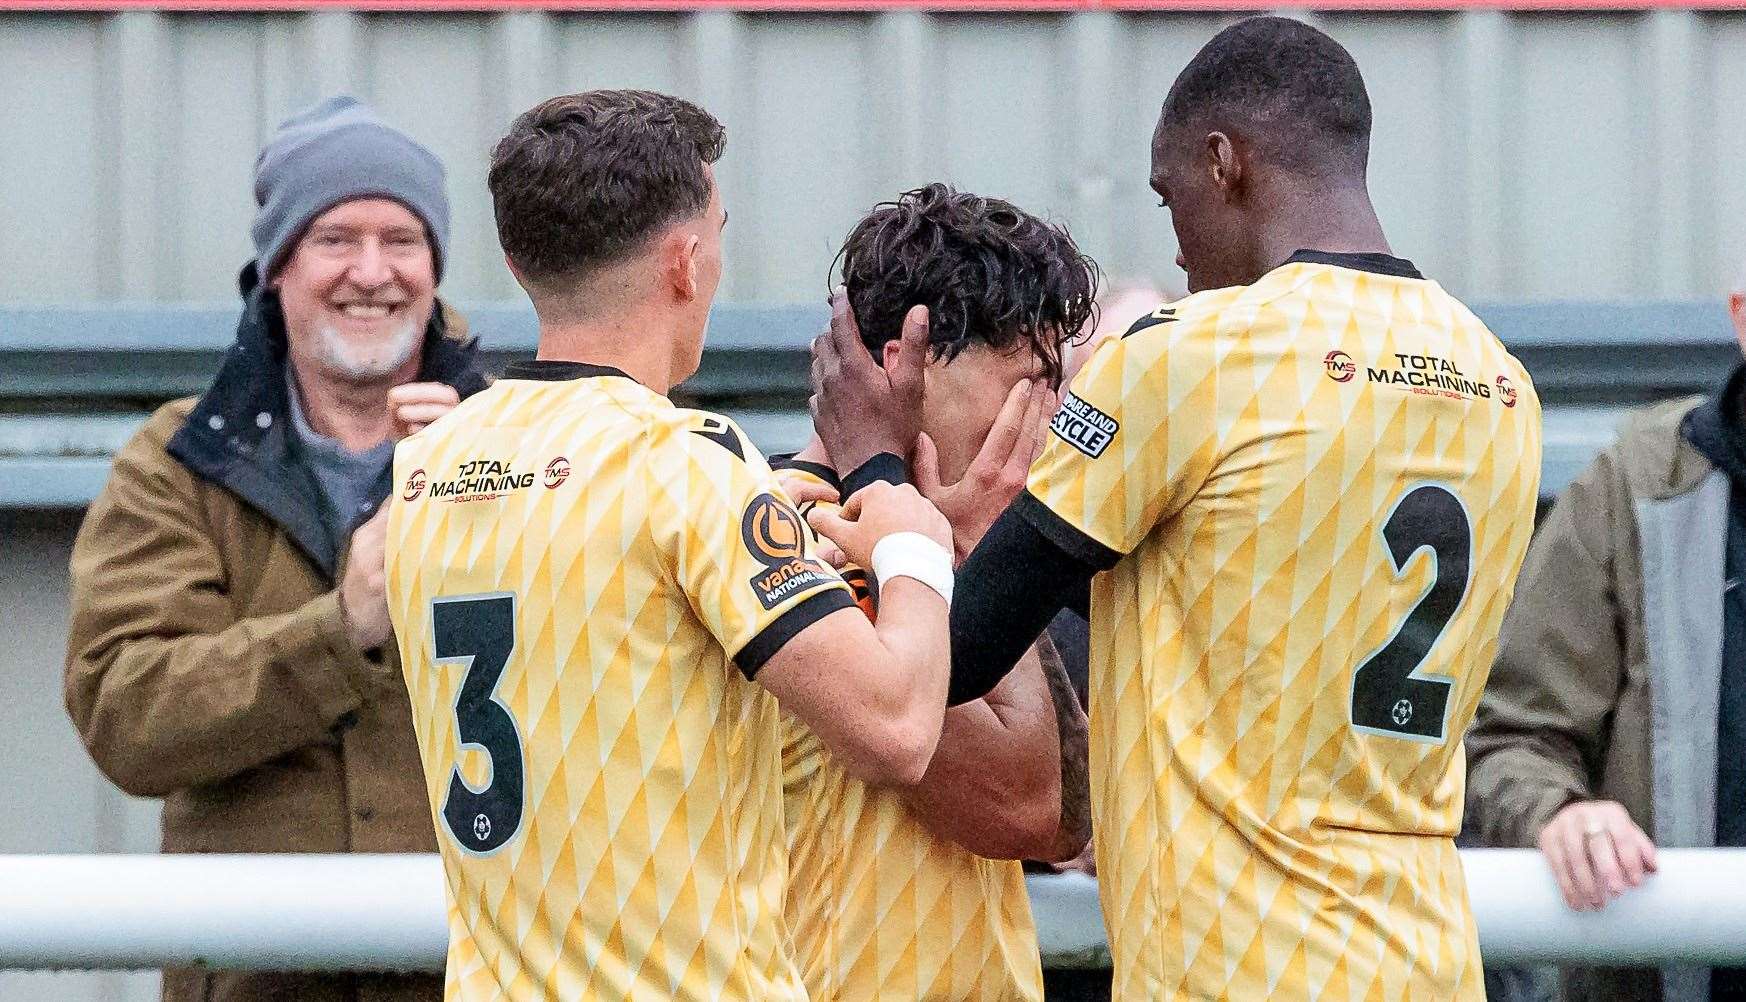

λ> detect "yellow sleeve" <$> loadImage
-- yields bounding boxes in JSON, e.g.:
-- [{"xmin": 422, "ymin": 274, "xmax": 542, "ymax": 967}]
[
  {"xmin": 648, "ymin": 414, "xmax": 855, "ymax": 677},
  {"xmin": 1024, "ymin": 314, "xmax": 1224, "ymax": 561}
]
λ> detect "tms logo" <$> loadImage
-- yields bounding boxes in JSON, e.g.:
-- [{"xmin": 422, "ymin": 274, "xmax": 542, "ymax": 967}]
[
  {"xmin": 1324, "ymin": 350, "xmax": 1357, "ymax": 383},
  {"xmin": 543, "ymin": 456, "xmax": 571, "ymax": 489},
  {"xmin": 1496, "ymin": 375, "xmax": 1518, "ymax": 408},
  {"xmin": 402, "ymin": 468, "xmax": 427, "ymax": 501}
]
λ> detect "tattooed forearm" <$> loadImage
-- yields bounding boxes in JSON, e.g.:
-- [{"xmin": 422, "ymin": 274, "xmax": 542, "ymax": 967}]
[{"xmin": 1035, "ymin": 631, "xmax": 1092, "ymax": 859}]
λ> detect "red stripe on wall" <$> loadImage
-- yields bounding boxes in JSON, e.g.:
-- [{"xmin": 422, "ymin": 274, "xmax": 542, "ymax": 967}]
[{"xmin": 5, "ymin": 0, "xmax": 1746, "ymax": 10}]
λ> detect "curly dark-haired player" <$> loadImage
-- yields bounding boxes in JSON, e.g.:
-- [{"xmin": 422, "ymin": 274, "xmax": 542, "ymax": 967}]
[
  {"xmin": 811, "ymin": 19, "xmax": 1542, "ymax": 1002},
  {"xmin": 775, "ymin": 183, "xmax": 1096, "ymax": 1002}
]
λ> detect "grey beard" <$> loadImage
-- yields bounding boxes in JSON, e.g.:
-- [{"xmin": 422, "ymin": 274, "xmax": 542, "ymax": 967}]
[{"xmin": 313, "ymin": 320, "xmax": 421, "ymax": 384}]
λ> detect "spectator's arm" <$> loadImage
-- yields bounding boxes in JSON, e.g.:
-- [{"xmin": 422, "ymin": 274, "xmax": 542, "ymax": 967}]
[
  {"xmin": 1466, "ymin": 446, "xmax": 1627, "ymax": 848},
  {"xmin": 901, "ymin": 634, "xmax": 1090, "ymax": 861},
  {"xmin": 64, "ymin": 425, "xmax": 375, "ymax": 797}
]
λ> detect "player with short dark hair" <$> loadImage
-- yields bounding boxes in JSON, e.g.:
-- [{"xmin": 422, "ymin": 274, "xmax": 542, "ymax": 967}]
[
  {"xmin": 811, "ymin": 17, "xmax": 1543, "ymax": 1001},
  {"xmin": 1158, "ymin": 13, "xmax": 1371, "ymax": 179},
  {"xmin": 1150, "ymin": 15, "xmax": 1380, "ymax": 295},
  {"xmin": 386, "ymin": 89, "xmax": 960, "ymax": 1002},
  {"xmin": 488, "ymin": 88, "xmax": 727, "ymax": 302},
  {"xmin": 776, "ymin": 183, "xmax": 1096, "ymax": 1002}
]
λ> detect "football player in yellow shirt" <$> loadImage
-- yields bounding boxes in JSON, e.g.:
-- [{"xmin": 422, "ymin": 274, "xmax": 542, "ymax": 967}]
[
  {"xmin": 384, "ymin": 90, "xmax": 960, "ymax": 1002},
  {"xmin": 808, "ymin": 17, "xmax": 1541, "ymax": 1002},
  {"xmin": 774, "ymin": 183, "xmax": 1095, "ymax": 1002}
]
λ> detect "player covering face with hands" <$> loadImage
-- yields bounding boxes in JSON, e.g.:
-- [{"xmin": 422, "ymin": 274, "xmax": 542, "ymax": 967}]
[{"xmin": 777, "ymin": 183, "xmax": 1096, "ymax": 1002}]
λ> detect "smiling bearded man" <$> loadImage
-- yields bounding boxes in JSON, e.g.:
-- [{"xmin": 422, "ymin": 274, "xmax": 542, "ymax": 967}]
[{"xmin": 64, "ymin": 95, "xmax": 489, "ymax": 1002}]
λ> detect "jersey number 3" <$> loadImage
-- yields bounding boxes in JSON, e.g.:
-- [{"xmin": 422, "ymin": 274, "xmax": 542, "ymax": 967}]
[
  {"xmin": 432, "ymin": 594, "xmax": 525, "ymax": 854},
  {"xmin": 1350, "ymin": 484, "xmax": 1472, "ymax": 744}
]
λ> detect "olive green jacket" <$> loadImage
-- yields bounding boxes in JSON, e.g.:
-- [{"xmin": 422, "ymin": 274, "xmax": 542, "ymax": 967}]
[
  {"xmin": 64, "ymin": 285, "xmax": 486, "ymax": 1002},
  {"xmin": 1467, "ymin": 397, "xmax": 1726, "ymax": 1002}
]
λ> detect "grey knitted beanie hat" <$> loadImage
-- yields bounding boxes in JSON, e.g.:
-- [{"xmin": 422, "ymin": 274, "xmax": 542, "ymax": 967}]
[{"xmin": 251, "ymin": 95, "xmax": 450, "ymax": 281}]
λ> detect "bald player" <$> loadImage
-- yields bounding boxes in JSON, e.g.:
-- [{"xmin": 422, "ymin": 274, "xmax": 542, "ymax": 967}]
[{"xmin": 809, "ymin": 17, "xmax": 1543, "ymax": 1001}]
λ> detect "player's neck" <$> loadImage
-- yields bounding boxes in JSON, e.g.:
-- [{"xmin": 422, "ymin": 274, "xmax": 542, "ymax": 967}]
[
  {"xmin": 534, "ymin": 314, "xmax": 682, "ymax": 395},
  {"xmin": 1253, "ymin": 184, "xmax": 1392, "ymax": 275}
]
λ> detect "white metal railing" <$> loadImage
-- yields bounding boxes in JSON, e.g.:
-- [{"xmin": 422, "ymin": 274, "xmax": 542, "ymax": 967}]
[{"xmin": 0, "ymin": 849, "xmax": 1742, "ymax": 972}]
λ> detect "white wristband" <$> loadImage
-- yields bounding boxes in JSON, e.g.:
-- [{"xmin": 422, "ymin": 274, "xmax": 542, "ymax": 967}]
[{"xmin": 870, "ymin": 532, "xmax": 955, "ymax": 606}]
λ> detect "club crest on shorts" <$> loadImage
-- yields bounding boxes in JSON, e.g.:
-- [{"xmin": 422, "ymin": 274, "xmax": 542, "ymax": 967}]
[
  {"xmin": 1051, "ymin": 392, "xmax": 1119, "ymax": 458},
  {"xmin": 741, "ymin": 493, "xmax": 835, "ymax": 610}
]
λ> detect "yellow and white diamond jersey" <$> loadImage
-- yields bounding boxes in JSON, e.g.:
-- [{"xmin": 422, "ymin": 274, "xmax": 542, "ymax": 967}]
[
  {"xmin": 1024, "ymin": 257, "xmax": 1542, "ymax": 1001},
  {"xmin": 779, "ymin": 720, "xmax": 1045, "ymax": 1002},
  {"xmin": 384, "ymin": 363, "xmax": 854, "ymax": 1002},
  {"xmin": 771, "ymin": 461, "xmax": 1044, "ymax": 1002}
]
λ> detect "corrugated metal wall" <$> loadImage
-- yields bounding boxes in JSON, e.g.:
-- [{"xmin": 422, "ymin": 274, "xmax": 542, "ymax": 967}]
[
  {"xmin": 5, "ymin": 8, "xmax": 1746, "ymax": 308},
  {"xmin": 0, "ymin": 513, "xmax": 162, "ymax": 1002}
]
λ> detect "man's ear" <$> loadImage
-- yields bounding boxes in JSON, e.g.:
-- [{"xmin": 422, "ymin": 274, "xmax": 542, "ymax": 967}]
[
  {"xmin": 1207, "ymin": 130, "xmax": 1243, "ymax": 201},
  {"xmin": 664, "ymin": 231, "xmax": 703, "ymax": 302},
  {"xmin": 1730, "ymin": 291, "xmax": 1746, "ymax": 357}
]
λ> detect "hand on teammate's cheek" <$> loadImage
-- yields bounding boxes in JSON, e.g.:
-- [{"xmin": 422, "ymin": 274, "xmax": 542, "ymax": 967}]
[
  {"xmin": 914, "ymin": 378, "xmax": 1055, "ymax": 565},
  {"xmin": 810, "ymin": 288, "xmax": 927, "ymax": 476},
  {"xmin": 1537, "ymin": 799, "xmax": 1658, "ymax": 911}
]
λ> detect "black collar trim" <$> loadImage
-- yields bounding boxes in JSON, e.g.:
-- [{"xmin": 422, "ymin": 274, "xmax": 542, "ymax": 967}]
[
  {"xmin": 767, "ymin": 453, "xmax": 843, "ymax": 492},
  {"xmin": 1682, "ymin": 361, "xmax": 1746, "ymax": 486},
  {"xmin": 1286, "ymin": 249, "xmax": 1423, "ymax": 280},
  {"xmin": 503, "ymin": 360, "xmax": 637, "ymax": 383}
]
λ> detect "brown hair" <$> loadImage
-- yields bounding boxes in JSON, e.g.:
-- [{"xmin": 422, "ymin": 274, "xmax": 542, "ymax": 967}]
[
  {"xmin": 833, "ymin": 183, "xmax": 1100, "ymax": 388},
  {"xmin": 489, "ymin": 89, "xmax": 726, "ymax": 289}
]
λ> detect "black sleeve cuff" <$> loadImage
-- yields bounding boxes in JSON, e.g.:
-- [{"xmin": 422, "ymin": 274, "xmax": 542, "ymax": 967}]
[
  {"xmin": 1012, "ymin": 491, "xmax": 1123, "ymax": 571},
  {"xmin": 733, "ymin": 587, "xmax": 857, "ymax": 679},
  {"xmin": 946, "ymin": 499, "xmax": 1102, "ymax": 706},
  {"xmin": 840, "ymin": 452, "xmax": 909, "ymax": 498},
  {"xmin": 767, "ymin": 454, "xmax": 843, "ymax": 493}
]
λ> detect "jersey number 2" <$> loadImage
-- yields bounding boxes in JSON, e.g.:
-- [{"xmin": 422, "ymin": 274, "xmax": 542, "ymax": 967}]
[
  {"xmin": 1349, "ymin": 484, "xmax": 1472, "ymax": 744},
  {"xmin": 432, "ymin": 594, "xmax": 525, "ymax": 854}
]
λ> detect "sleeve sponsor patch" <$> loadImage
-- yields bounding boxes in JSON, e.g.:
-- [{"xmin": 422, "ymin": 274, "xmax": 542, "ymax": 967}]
[
  {"xmin": 741, "ymin": 493, "xmax": 838, "ymax": 610},
  {"xmin": 1050, "ymin": 392, "xmax": 1119, "ymax": 458}
]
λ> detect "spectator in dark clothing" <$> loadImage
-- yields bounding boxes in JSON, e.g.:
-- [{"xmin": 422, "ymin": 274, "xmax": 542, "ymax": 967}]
[
  {"xmin": 63, "ymin": 96, "xmax": 488, "ymax": 1002},
  {"xmin": 1467, "ymin": 280, "xmax": 1746, "ymax": 1002}
]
